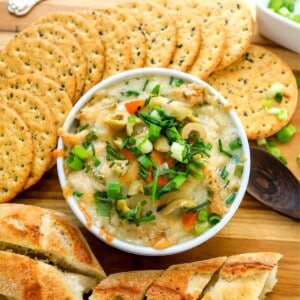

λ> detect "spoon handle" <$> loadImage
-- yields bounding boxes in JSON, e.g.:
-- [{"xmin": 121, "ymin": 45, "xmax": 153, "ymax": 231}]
[{"xmin": 247, "ymin": 147, "xmax": 300, "ymax": 221}]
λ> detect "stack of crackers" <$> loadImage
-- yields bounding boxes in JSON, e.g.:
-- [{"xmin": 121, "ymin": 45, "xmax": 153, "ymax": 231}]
[{"xmin": 0, "ymin": 0, "xmax": 298, "ymax": 203}]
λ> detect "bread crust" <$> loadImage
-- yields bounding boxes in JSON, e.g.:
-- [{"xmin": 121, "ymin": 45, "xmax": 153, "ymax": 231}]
[
  {"xmin": 0, "ymin": 250, "xmax": 96, "ymax": 300},
  {"xmin": 146, "ymin": 257, "xmax": 227, "ymax": 300},
  {"xmin": 201, "ymin": 252, "xmax": 283, "ymax": 300},
  {"xmin": 91, "ymin": 270, "xmax": 163, "ymax": 300},
  {"xmin": 0, "ymin": 203, "xmax": 105, "ymax": 280}
]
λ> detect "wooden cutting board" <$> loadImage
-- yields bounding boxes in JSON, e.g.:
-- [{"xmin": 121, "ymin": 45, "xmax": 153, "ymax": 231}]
[{"xmin": 0, "ymin": 1, "xmax": 299, "ymax": 299}]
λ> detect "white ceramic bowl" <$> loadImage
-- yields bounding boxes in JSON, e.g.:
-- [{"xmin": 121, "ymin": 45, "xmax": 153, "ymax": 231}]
[
  {"xmin": 57, "ymin": 68, "xmax": 250, "ymax": 256},
  {"xmin": 256, "ymin": 0, "xmax": 300, "ymax": 53}
]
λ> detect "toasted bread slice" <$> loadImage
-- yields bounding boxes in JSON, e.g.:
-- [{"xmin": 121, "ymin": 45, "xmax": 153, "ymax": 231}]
[
  {"xmin": 201, "ymin": 252, "xmax": 283, "ymax": 300},
  {"xmin": 0, "ymin": 250, "xmax": 97, "ymax": 300},
  {"xmin": 91, "ymin": 270, "xmax": 163, "ymax": 300},
  {"xmin": 146, "ymin": 257, "xmax": 227, "ymax": 300},
  {"xmin": 0, "ymin": 203, "xmax": 105, "ymax": 280}
]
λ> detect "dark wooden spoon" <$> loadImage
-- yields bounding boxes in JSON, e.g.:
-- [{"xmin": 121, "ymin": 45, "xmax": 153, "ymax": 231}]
[{"xmin": 247, "ymin": 147, "xmax": 300, "ymax": 221}]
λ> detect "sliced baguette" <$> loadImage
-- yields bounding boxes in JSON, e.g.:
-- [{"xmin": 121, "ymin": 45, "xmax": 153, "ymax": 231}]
[
  {"xmin": 90, "ymin": 270, "xmax": 163, "ymax": 300},
  {"xmin": 0, "ymin": 250, "xmax": 97, "ymax": 300},
  {"xmin": 201, "ymin": 252, "xmax": 283, "ymax": 300},
  {"xmin": 145, "ymin": 257, "xmax": 227, "ymax": 300},
  {"xmin": 0, "ymin": 203, "xmax": 105, "ymax": 280}
]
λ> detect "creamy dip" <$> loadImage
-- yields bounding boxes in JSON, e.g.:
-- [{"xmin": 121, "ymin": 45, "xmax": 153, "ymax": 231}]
[{"xmin": 61, "ymin": 75, "xmax": 245, "ymax": 249}]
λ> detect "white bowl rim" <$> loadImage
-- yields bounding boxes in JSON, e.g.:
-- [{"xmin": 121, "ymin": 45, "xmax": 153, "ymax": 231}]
[
  {"xmin": 57, "ymin": 67, "xmax": 251, "ymax": 256},
  {"xmin": 256, "ymin": 0, "xmax": 300, "ymax": 30}
]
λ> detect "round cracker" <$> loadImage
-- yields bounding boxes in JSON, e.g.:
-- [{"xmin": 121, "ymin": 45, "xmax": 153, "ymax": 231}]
[
  {"xmin": 0, "ymin": 50, "xmax": 20, "ymax": 80},
  {"xmin": 34, "ymin": 12, "xmax": 105, "ymax": 93},
  {"xmin": 1, "ymin": 74, "xmax": 72, "ymax": 129},
  {"xmin": 4, "ymin": 35, "xmax": 76, "ymax": 101},
  {"xmin": 22, "ymin": 23, "xmax": 87, "ymax": 102},
  {"xmin": 118, "ymin": 1, "xmax": 177, "ymax": 67},
  {"xmin": 96, "ymin": 7, "xmax": 147, "ymax": 69},
  {"xmin": 187, "ymin": 0, "xmax": 226, "ymax": 79},
  {"xmin": 0, "ymin": 103, "xmax": 33, "ymax": 203},
  {"xmin": 0, "ymin": 89, "xmax": 57, "ymax": 189},
  {"xmin": 207, "ymin": 45, "xmax": 298, "ymax": 139},
  {"xmin": 154, "ymin": 0, "xmax": 202, "ymax": 72},
  {"xmin": 214, "ymin": 0, "xmax": 255, "ymax": 70},
  {"xmin": 78, "ymin": 10, "xmax": 131, "ymax": 79}
]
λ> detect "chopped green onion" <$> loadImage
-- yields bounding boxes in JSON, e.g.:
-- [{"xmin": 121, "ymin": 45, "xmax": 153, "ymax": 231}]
[
  {"xmin": 148, "ymin": 123, "xmax": 161, "ymax": 141},
  {"xmin": 121, "ymin": 89, "xmax": 140, "ymax": 97},
  {"xmin": 156, "ymin": 174, "xmax": 187, "ymax": 199},
  {"xmin": 107, "ymin": 181, "xmax": 122, "ymax": 200},
  {"xmin": 218, "ymin": 139, "xmax": 233, "ymax": 158},
  {"xmin": 234, "ymin": 163, "xmax": 244, "ymax": 178},
  {"xmin": 257, "ymin": 137, "xmax": 267, "ymax": 147},
  {"xmin": 170, "ymin": 142, "xmax": 186, "ymax": 162},
  {"xmin": 276, "ymin": 124, "xmax": 296, "ymax": 143},
  {"xmin": 186, "ymin": 200, "xmax": 211, "ymax": 213},
  {"xmin": 151, "ymin": 84, "xmax": 160, "ymax": 95},
  {"xmin": 137, "ymin": 154, "xmax": 153, "ymax": 168},
  {"xmin": 166, "ymin": 127, "xmax": 181, "ymax": 142},
  {"xmin": 229, "ymin": 137, "xmax": 242, "ymax": 150},
  {"xmin": 225, "ymin": 192, "xmax": 236, "ymax": 204},
  {"xmin": 296, "ymin": 154, "xmax": 300, "ymax": 165},
  {"xmin": 208, "ymin": 213, "xmax": 221, "ymax": 225},
  {"xmin": 142, "ymin": 79, "xmax": 149, "ymax": 91},
  {"xmin": 267, "ymin": 145, "xmax": 282, "ymax": 158},
  {"xmin": 66, "ymin": 154, "xmax": 84, "ymax": 170},
  {"xmin": 297, "ymin": 76, "xmax": 300, "ymax": 88},
  {"xmin": 94, "ymin": 191, "xmax": 112, "ymax": 217},
  {"xmin": 268, "ymin": 0, "xmax": 284, "ymax": 11},
  {"xmin": 262, "ymin": 98, "xmax": 273, "ymax": 109},
  {"xmin": 267, "ymin": 82, "xmax": 284, "ymax": 98},
  {"xmin": 169, "ymin": 76, "xmax": 184, "ymax": 87},
  {"xmin": 276, "ymin": 107, "xmax": 288, "ymax": 121},
  {"xmin": 106, "ymin": 144, "xmax": 126, "ymax": 160},
  {"xmin": 193, "ymin": 221, "xmax": 209, "ymax": 235},
  {"xmin": 278, "ymin": 6, "xmax": 291, "ymax": 16},
  {"xmin": 292, "ymin": 14, "xmax": 300, "ymax": 23},
  {"xmin": 151, "ymin": 167, "xmax": 160, "ymax": 204},
  {"xmin": 128, "ymin": 115, "xmax": 137, "ymax": 124},
  {"xmin": 79, "ymin": 124, "xmax": 89, "ymax": 131},
  {"xmin": 136, "ymin": 137, "xmax": 153, "ymax": 154},
  {"xmin": 279, "ymin": 156, "xmax": 288, "ymax": 165},
  {"xmin": 188, "ymin": 163, "xmax": 204, "ymax": 180},
  {"xmin": 72, "ymin": 191, "xmax": 83, "ymax": 198},
  {"xmin": 171, "ymin": 174, "xmax": 187, "ymax": 188},
  {"xmin": 197, "ymin": 209, "xmax": 208, "ymax": 222},
  {"xmin": 220, "ymin": 166, "xmax": 229, "ymax": 179},
  {"xmin": 71, "ymin": 144, "xmax": 90, "ymax": 160}
]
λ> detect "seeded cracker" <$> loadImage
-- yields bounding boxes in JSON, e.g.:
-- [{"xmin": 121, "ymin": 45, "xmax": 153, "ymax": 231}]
[
  {"xmin": 214, "ymin": 0, "xmax": 255, "ymax": 70},
  {"xmin": 187, "ymin": 0, "xmax": 226, "ymax": 79},
  {"xmin": 207, "ymin": 45, "xmax": 298, "ymax": 139},
  {"xmin": 1, "ymin": 74, "xmax": 72, "ymax": 129},
  {"xmin": 154, "ymin": 0, "xmax": 202, "ymax": 72},
  {"xmin": 34, "ymin": 12, "xmax": 105, "ymax": 93},
  {"xmin": 22, "ymin": 23, "xmax": 87, "ymax": 102},
  {"xmin": 4, "ymin": 35, "xmax": 76, "ymax": 102},
  {"xmin": 96, "ymin": 6, "xmax": 147, "ymax": 69},
  {"xmin": 0, "ymin": 89, "xmax": 57, "ymax": 189},
  {"xmin": 0, "ymin": 51, "xmax": 20, "ymax": 80},
  {"xmin": 118, "ymin": 1, "xmax": 177, "ymax": 68},
  {"xmin": 78, "ymin": 10, "xmax": 131, "ymax": 79},
  {"xmin": 0, "ymin": 104, "xmax": 33, "ymax": 203}
]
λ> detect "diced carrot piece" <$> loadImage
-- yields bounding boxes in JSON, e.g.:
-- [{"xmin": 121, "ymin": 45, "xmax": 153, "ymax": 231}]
[
  {"xmin": 182, "ymin": 212, "xmax": 198, "ymax": 231},
  {"xmin": 150, "ymin": 149, "xmax": 166, "ymax": 166},
  {"xmin": 157, "ymin": 176, "xmax": 169, "ymax": 186},
  {"xmin": 120, "ymin": 148, "xmax": 135, "ymax": 162},
  {"xmin": 124, "ymin": 100, "xmax": 145, "ymax": 114}
]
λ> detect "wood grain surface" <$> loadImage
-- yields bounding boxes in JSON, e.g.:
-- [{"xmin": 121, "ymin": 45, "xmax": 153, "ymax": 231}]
[{"xmin": 0, "ymin": 1, "xmax": 299, "ymax": 299}]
